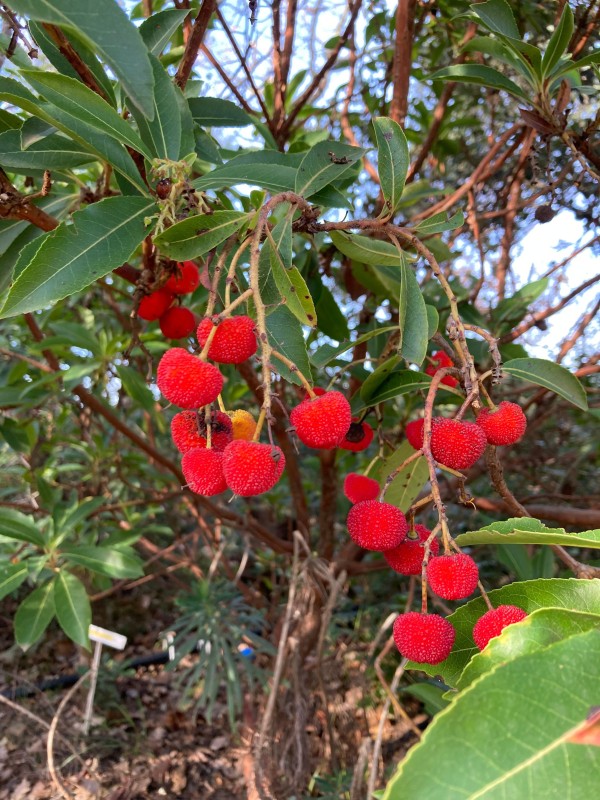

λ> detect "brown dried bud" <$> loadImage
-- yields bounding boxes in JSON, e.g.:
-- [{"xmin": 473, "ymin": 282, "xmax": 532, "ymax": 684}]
[
  {"xmin": 534, "ymin": 204, "xmax": 555, "ymax": 223},
  {"xmin": 156, "ymin": 178, "xmax": 172, "ymax": 200}
]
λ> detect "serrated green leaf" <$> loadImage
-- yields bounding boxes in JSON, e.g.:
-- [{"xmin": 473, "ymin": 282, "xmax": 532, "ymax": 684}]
[
  {"xmin": 189, "ymin": 97, "xmax": 256, "ymax": 127},
  {"xmin": 415, "ymin": 210, "xmax": 464, "ymax": 235},
  {"xmin": 139, "ymin": 8, "xmax": 189, "ymax": 56},
  {"xmin": 0, "ymin": 508, "xmax": 45, "ymax": 547},
  {"xmin": 272, "ymin": 263, "xmax": 317, "ymax": 327},
  {"xmin": 0, "ymin": 564, "xmax": 29, "ymax": 602},
  {"xmin": 267, "ymin": 306, "xmax": 312, "ymax": 387},
  {"xmin": 153, "ymin": 211, "xmax": 249, "ymax": 261},
  {"xmin": 456, "ymin": 518, "xmax": 600, "ymax": 549},
  {"xmin": 193, "ymin": 151, "xmax": 298, "ymax": 193},
  {"xmin": 503, "ymin": 357, "xmax": 588, "ymax": 410},
  {"xmin": 62, "ymin": 546, "xmax": 144, "ymax": 579},
  {"xmin": 542, "ymin": 4, "xmax": 574, "ymax": 77},
  {"xmin": 379, "ymin": 441, "xmax": 429, "ymax": 512},
  {"xmin": 470, "ymin": 0, "xmax": 520, "ymax": 39},
  {"xmin": 354, "ymin": 370, "xmax": 432, "ymax": 412},
  {"xmin": 425, "ymin": 304, "xmax": 439, "ymax": 338},
  {"xmin": 54, "ymin": 571, "xmax": 91, "ymax": 649},
  {"xmin": 330, "ymin": 230, "xmax": 405, "ymax": 267},
  {"xmin": 295, "ymin": 141, "xmax": 364, "ymax": 198},
  {"xmin": 14, "ymin": 580, "xmax": 56, "ymax": 650},
  {"xmin": 0, "ymin": 129, "xmax": 95, "ymax": 171},
  {"xmin": 373, "ymin": 117, "xmax": 409, "ymax": 216},
  {"xmin": 429, "ymin": 64, "xmax": 527, "ymax": 99},
  {"xmin": 399, "ymin": 256, "xmax": 428, "ymax": 365}
]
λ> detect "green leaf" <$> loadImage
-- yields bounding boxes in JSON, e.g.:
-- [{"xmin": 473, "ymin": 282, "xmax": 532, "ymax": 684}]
[
  {"xmin": 266, "ymin": 235, "xmax": 316, "ymax": 327},
  {"xmin": 193, "ymin": 151, "xmax": 298, "ymax": 193},
  {"xmin": 503, "ymin": 357, "xmax": 588, "ymax": 410},
  {"xmin": 310, "ymin": 326, "xmax": 398, "ymax": 368},
  {"xmin": 267, "ymin": 306, "xmax": 312, "ymax": 387},
  {"xmin": 360, "ymin": 356, "xmax": 402, "ymax": 402},
  {"xmin": 373, "ymin": 117, "xmax": 409, "ymax": 216},
  {"xmin": 0, "ymin": 508, "xmax": 45, "ymax": 547},
  {"xmin": 415, "ymin": 210, "xmax": 464, "ymax": 235},
  {"xmin": 456, "ymin": 607, "xmax": 600, "ymax": 691},
  {"xmin": 0, "ymin": 564, "xmax": 30, "ymax": 602},
  {"xmin": 295, "ymin": 141, "xmax": 364, "ymax": 198},
  {"xmin": 10, "ymin": 0, "xmax": 155, "ymax": 119},
  {"xmin": 542, "ymin": 4, "xmax": 574, "ymax": 76},
  {"xmin": 379, "ymin": 441, "xmax": 429, "ymax": 513},
  {"xmin": 492, "ymin": 277, "xmax": 548, "ymax": 328},
  {"xmin": 153, "ymin": 211, "xmax": 249, "ymax": 261},
  {"xmin": 470, "ymin": 0, "xmax": 520, "ymax": 39},
  {"xmin": 399, "ymin": 257, "xmax": 428, "ymax": 365},
  {"xmin": 456, "ymin": 518, "xmax": 600, "ymax": 549},
  {"xmin": 0, "ymin": 196, "xmax": 156, "ymax": 318},
  {"xmin": 429, "ymin": 64, "xmax": 527, "ymax": 100},
  {"xmin": 189, "ymin": 97, "xmax": 257, "ymax": 127},
  {"xmin": 400, "ymin": 682, "xmax": 450, "ymax": 715},
  {"xmin": 139, "ymin": 8, "xmax": 189, "ymax": 56},
  {"xmin": 62, "ymin": 545, "xmax": 144, "ymax": 579},
  {"xmin": 0, "ymin": 129, "xmax": 96, "ymax": 171},
  {"xmin": 54, "ymin": 571, "xmax": 91, "ymax": 649},
  {"xmin": 116, "ymin": 365, "xmax": 156, "ymax": 413},
  {"xmin": 384, "ymin": 627, "xmax": 600, "ymax": 800},
  {"xmin": 355, "ymin": 370, "xmax": 432, "ymax": 412},
  {"xmin": 14, "ymin": 580, "xmax": 56, "ymax": 650},
  {"xmin": 425, "ymin": 304, "xmax": 439, "ymax": 338},
  {"xmin": 129, "ymin": 55, "xmax": 182, "ymax": 160},
  {"xmin": 408, "ymin": 578, "xmax": 600, "ymax": 685},
  {"xmin": 330, "ymin": 231, "xmax": 405, "ymax": 267},
  {"xmin": 313, "ymin": 282, "xmax": 350, "ymax": 341}
]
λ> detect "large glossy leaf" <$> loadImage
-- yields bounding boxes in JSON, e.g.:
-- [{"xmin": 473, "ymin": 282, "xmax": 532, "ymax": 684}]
[
  {"xmin": 384, "ymin": 627, "xmax": 600, "ymax": 799},
  {"xmin": 379, "ymin": 441, "xmax": 429, "ymax": 512},
  {"xmin": 0, "ymin": 129, "xmax": 96, "ymax": 171},
  {"xmin": 0, "ymin": 508, "xmax": 45, "ymax": 547},
  {"xmin": 295, "ymin": 141, "xmax": 364, "ymax": 198},
  {"xmin": 0, "ymin": 564, "xmax": 30, "ymax": 602},
  {"xmin": 0, "ymin": 196, "xmax": 156, "ymax": 318},
  {"xmin": 542, "ymin": 4, "xmax": 574, "ymax": 77},
  {"xmin": 415, "ymin": 210, "xmax": 464, "ymax": 235},
  {"xmin": 54, "ymin": 571, "xmax": 91, "ymax": 649},
  {"xmin": 153, "ymin": 211, "xmax": 250, "ymax": 260},
  {"xmin": 456, "ymin": 517, "xmax": 600, "ymax": 549},
  {"xmin": 330, "ymin": 231, "xmax": 404, "ymax": 267},
  {"xmin": 189, "ymin": 97, "xmax": 257, "ymax": 127},
  {"xmin": 139, "ymin": 8, "xmax": 189, "ymax": 56},
  {"xmin": 14, "ymin": 580, "xmax": 56, "ymax": 650},
  {"xmin": 267, "ymin": 306, "xmax": 312, "ymax": 387},
  {"xmin": 503, "ymin": 357, "xmax": 588, "ymax": 410},
  {"xmin": 130, "ymin": 55, "xmax": 182, "ymax": 160},
  {"xmin": 272, "ymin": 262, "xmax": 317, "ymax": 328},
  {"xmin": 10, "ymin": 0, "xmax": 155, "ymax": 119},
  {"xmin": 373, "ymin": 117, "xmax": 409, "ymax": 217},
  {"xmin": 429, "ymin": 64, "xmax": 527, "ymax": 99},
  {"xmin": 354, "ymin": 370, "xmax": 432, "ymax": 411},
  {"xmin": 311, "ymin": 278, "xmax": 349, "ymax": 341},
  {"xmin": 470, "ymin": 0, "xmax": 519, "ymax": 39},
  {"xmin": 399, "ymin": 256, "xmax": 428, "ymax": 365},
  {"xmin": 193, "ymin": 152, "xmax": 298, "ymax": 193},
  {"xmin": 62, "ymin": 545, "xmax": 144, "ymax": 579}
]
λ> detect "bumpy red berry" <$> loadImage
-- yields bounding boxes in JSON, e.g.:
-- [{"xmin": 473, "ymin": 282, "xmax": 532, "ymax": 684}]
[
  {"xmin": 339, "ymin": 418, "xmax": 374, "ymax": 452},
  {"xmin": 157, "ymin": 348, "xmax": 223, "ymax": 409},
  {"xmin": 405, "ymin": 418, "xmax": 425, "ymax": 450},
  {"xmin": 430, "ymin": 418, "xmax": 487, "ymax": 470},
  {"xmin": 159, "ymin": 306, "xmax": 196, "ymax": 339},
  {"xmin": 165, "ymin": 261, "xmax": 200, "ymax": 295},
  {"xmin": 476, "ymin": 401, "xmax": 527, "ymax": 446},
  {"xmin": 347, "ymin": 500, "xmax": 408, "ymax": 551},
  {"xmin": 222, "ymin": 440, "xmax": 285, "ymax": 496},
  {"xmin": 425, "ymin": 350, "xmax": 458, "ymax": 388},
  {"xmin": 393, "ymin": 612, "xmax": 455, "ymax": 664},
  {"xmin": 138, "ymin": 288, "xmax": 174, "ymax": 321},
  {"xmin": 181, "ymin": 448, "xmax": 227, "ymax": 496},
  {"xmin": 171, "ymin": 410, "xmax": 233, "ymax": 454},
  {"xmin": 343, "ymin": 473, "xmax": 380, "ymax": 504},
  {"xmin": 290, "ymin": 391, "xmax": 352, "ymax": 449},
  {"xmin": 427, "ymin": 552, "xmax": 479, "ymax": 600},
  {"xmin": 384, "ymin": 524, "xmax": 439, "ymax": 576},
  {"xmin": 472, "ymin": 605, "xmax": 528, "ymax": 650},
  {"xmin": 197, "ymin": 316, "xmax": 257, "ymax": 364}
]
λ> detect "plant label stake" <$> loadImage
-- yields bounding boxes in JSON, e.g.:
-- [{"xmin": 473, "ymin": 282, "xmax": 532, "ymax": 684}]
[{"xmin": 83, "ymin": 624, "xmax": 128, "ymax": 736}]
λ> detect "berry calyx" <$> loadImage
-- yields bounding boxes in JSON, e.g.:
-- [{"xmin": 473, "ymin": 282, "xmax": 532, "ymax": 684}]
[
  {"xmin": 405, "ymin": 418, "xmax": 425, "ymax": 450},
  {"xmin": 343, "ymin": 473, "xmax": 380, "ymax": 504},
  {"xmin": 165, "ymin": 261, "xmax": 200, "ymax": 295},
  {"xmin": 171, "ymin": 410, "xmax": 233, "ymax": 454},
  {"xmin": 157, "ymin": 348, "xmax": 223, "ymax": 409},
  {"xmin": 384, "ymin": 524, "xmax": 439, "ymax": 576},
  {"xmin": 476, "ymin": 401, "xmax": 527, "ymax": 446},
  {"xmin": 138, "ymin": 288, "xmax": 174, "ymax": 321},
  {"xmin": 393, "ymin": 612, "xmax": 455, "ymax": 664},
  {"xmin": 472, "ymin": 605, "xmax": 528, "ymax": 650},
  {"xmin": 181, "ymin": 448, "xmax": 228, "ymax": 496},
  {"xmin": 339, "ymin": 418, "xmax": 374, "ymax": 452},
  {"xmin": 222, "ymin": 440, "xmax": 286, "ymax": 496},
  {"xmin": 159, "ymin": 306, "xmax": 196, "ymax": 339},
  {"xmin": 346, "ymin": 500, "xmax": 408, "ymax": 551},
  {"xmin": 290, "ymin": 390, "xmax": 352, "ymax": 449},
  {"xmin": 427, "ymin": 552, "xmax": 479, "ymax": 600},
  {"xmin": 425, "ymin": 350, "xmax": 458, "ymax": 388},
  {"xmin": 227, "ymin": 409, "xmax": 257, "ymax": 441},
  {"xmin": 197, "ymin": 316, "xmax": 258, "ymax": 364},
  {"xmin": 430, "ymin": 418, "xmax": 487, "ymax": 470}
]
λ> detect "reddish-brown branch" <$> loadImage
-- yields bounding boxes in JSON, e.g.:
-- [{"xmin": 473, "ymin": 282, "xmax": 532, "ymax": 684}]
[
  {"xmin": 0, "ymin": 168, "xmax": 60, "ymax": 231},
  {"xmin": 389, "ymin": 0, "xmax": 417, "ymax": 127},
  {"xmin": 469, "ymin": 497, "xmax": 600, "ymax": 529},
  {"xmin": 200, "ymin": 44, "xmax": 255, "ymax": 112},
  {"xmin": 42, "ymin": 24, "xmax": 110, "ymax": 101},
  {"xmin": 174, "ymin": 0, "xmax": 217, "ymax": 90},
  {"xmin": 557, "ymin": 298, "xmax": 600, "ymax": 363}
]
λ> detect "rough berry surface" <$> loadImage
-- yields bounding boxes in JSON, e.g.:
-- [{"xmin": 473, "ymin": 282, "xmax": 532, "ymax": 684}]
[
  {"xmin": 159, "ymin": 306, "xmax": 196, "ymax": 339},
  {"xmin": 181, "ymin": 448, "xmax": 228, "ymax": 496},
  {"xmin": 165, "ymin": 261, "xmax": 200, "ymax": 295},
  {"xmin": 430, "ymin": 418, "xmax": 487, "ymax": 470},
  {"xmin": 473, "ymin": 605, "xmax": 528, "ymax": 650},
  {"xmin": 171, "ymin": 410, "xmax": 232, "ymax": 454},
  {"xmin": 138, "ymin": 288, "xmax": 173, "ymax": 321},
  {"xmin": 290, "ymin": 391, "xmax": 352, "ymax": 449},
  {"xmin": 339, "ymin": 419, "xmax": 374, "ymax": 452},
  {"xmin": 197, "ymin": 316, "xmax": 257, "ymax": 364},
  {"xmin": 227, "ymin": 409, "xmax": 257, "ymax": 441},
  {"xmin": 222, "ymin": 440, "xmax": 285, "ymax": 496},
  {"xmin": 425, "ymin": 350, "xmax": 458, "ymax": 388},
  {"xmin": 393, "ymin": 612, "xmax": 455, "ymax": 664},
  {"xmin": 476, "ymin": 401, "xmax": 527, "ymax": 446},
  {"xmin": 405, "ymin": 418, "xmax": 425, "ymax": 450},
  {"xmin": 346, "ymin": 501, "xmax": 408, "ymax": 552},
  {"xmin": 157, "ymin": 348, "xmax": 223, "ymax": 409},
  {"xmin": 427, "ymin": 553, "xmax": 479, "ymax": 600},
  {"xmin": 343, "ymin": 473, "xmax": 380, "ymax": 504},
  {"xmin": 384, "ymin": 524, "xmax": 439, "ymax": 576}
]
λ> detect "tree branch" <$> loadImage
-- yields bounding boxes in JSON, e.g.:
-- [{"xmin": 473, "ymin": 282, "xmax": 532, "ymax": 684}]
[{"xmin": 174, "ymin": 0, "xmax": 217, "ymax": 90}]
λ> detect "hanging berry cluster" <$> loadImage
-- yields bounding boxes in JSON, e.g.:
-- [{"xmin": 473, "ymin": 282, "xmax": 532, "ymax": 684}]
[{"xmin": 137, "ymin": 261, "xmax": 199, "ymax": 339}]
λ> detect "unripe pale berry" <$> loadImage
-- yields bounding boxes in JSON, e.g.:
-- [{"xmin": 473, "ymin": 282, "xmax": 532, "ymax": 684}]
[
  {"xmin": 427, "ymin": 552, "xmax": 479, "ymax": 600},
  {"xmin": 346, "ymin": 500, "xmax": 408, "ymax": 551},
  {"xmin": 343, "ymin": 473, "xmax": 380, "ymax": 504},
  {"xmin": 197, "ymin": 315, "xmax": 258, "ymax": 364},
  {"xmin": 138, "ymin": 288, "xmax": 174, "ymax": 321},
  {"xmin": 227, "ymin": 409, "xmax": 257, "ymax": 441},
  {"xmin": 393, "ymin": 612, "xmax": 455, "ymax": 664},
  {"xmin": 290, "ymin": 390, "xmax": 352, "ymax": 449},
  {"xmin": 159, "ymin": 306, "xmax": 196, "ymax": 339},
  {"xmin": 476, "ymin": 401, "xmax": 527, "ymax": 446},
  {"xmin": 156, "ymin": 348, "xmax": 223, "ymax": 409},
  {"xmin": 222, "ymin": 440, "xmax": 285, "ymax": 496},
  {"xmin": 430, "ymin": 418, "xmax": 487, "ymax": 470},
  {"xmin": 182, "ymin": 448, "xmax": 228, "ymax": 496},
  {"xmin": 384, "ymin": 524, "xmax": 439, "ymax": 576},
  {"xmin": 472, "ymin": 605, "xmax": 528, "ymax": 650}
]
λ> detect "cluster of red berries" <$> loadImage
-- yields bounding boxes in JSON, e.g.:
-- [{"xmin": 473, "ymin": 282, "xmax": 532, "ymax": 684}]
[{"xmin": 137, "ymin": 261, "xmax": 199, "ymax": 339}]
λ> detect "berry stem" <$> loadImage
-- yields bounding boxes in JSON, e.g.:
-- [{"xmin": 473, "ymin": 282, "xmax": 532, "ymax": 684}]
[
  {"xmin": 477, "ymin": 376, "xmax": 497, "ymax": 411},
  {"xmin": 217, "ymin": 394, "xmax": 226, "ymax": 413},
  {"xmin": 198, "ymin": 324, "xmax": 219, "ymax": 361},
  {"xmin": 204, "ymin": 405, "xmax": 212, "ymax": 448},
  {"xmin": 253, "ymin": 408, "xmax": 267, "ymax": 442},
  {"xmin": 270, "ymin": 349, "xmax": 316, "ymax": 397},
  {"xmin": 477, "ymin": 581, "xmax": 494, "ymax": 611},
  {"xmin": 216, "ymin": 287, "xmax": 254, "ymax": 318},
  {"xmin": 224, "ymin": 237, "xmax": 253, "ymax": 309}
]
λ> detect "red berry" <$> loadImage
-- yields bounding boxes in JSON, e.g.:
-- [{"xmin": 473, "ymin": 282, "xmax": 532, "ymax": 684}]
[
  {"xmin": 384, "ymin": 524, "xmax": 439, "ymax": 576},
  {"xmin": 181, "ymin": 448, "xmax": 228, "ymax": 496},
  {"xmin": 427, "ymin": 553, "xmax": 479, "ymax": 600},
  {"xmin": 425, "ymin": 350, "xmax": 458, "ymax": 388},
  {"xmin": 157, "ymin": 348, "xmax": 223, "ymax": 409},
  {"xmin": 171, "ymin": 410, "xmax": 233, "ymax": 454},
  {"xmin": 222, "ymin": 440, "xmax": 285, "ymax": 496},
  {"xmin": 405, "ymin": 418, "xmax": 425, "ymax": 450},
  {"xmin": 197, "ymin": 316, "xmax": 257, "ymax": 364},
  {"xmin": 472, "ymin": 605, "xmax": 528, "ymax": 650},
  {"xmin": 476, "ymin": 401, "xmax": 527, "ymax": 446},
  {"xmin": 303, "ymin": 387, "xmax": 327, "ymax": 398},
  {"xmin": 430, "ymin": 418, "xmax": 487, "ymax": 470},
  {"xmin": 159, "ymin": 306, "xmax": 196, "ymax": 339},
  {"xmin": 346, "ymin": 500, "xmax": 408, "ymax": 552},
  {"xmin": 138, "ymin": 288, "xmax": 174, "ymax": 321},
  {"xmin": 339, "ymin": 418, "xmax": 374, "ymax": 452},
  {"xmin": 165, "ymin": 261, "xmax": 200, "ymax": 295},
  {"xmin": 290, "ymin": 390, "xmax": 352, "ymax": 449},
  {"xmin": 393, "ymin": 612, "xmax": 455, "ymax": 664},
  {"xmin": 343, "ymin": 473, "xmax": 380, "ymax": 504}
]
